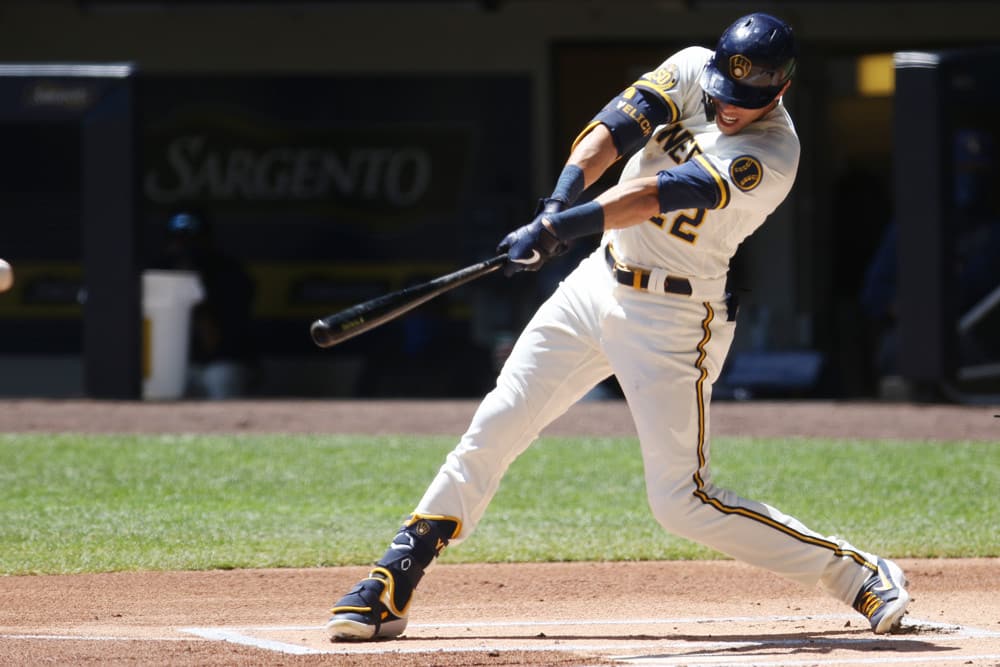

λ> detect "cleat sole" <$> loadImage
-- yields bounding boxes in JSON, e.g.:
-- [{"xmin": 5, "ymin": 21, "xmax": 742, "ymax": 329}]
[
  {"xmin": 327, "ymin": 617, "xmax": 376, "ymax": 641},
  {"xmin": 327, "ymin": 615, "xmax": 408, "ymax": 642}
]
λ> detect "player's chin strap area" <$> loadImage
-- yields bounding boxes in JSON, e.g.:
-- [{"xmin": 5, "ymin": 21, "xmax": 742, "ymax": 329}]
[{"xmin": 604, "ymin": 242, "xmax": 727, "ymax": 302}]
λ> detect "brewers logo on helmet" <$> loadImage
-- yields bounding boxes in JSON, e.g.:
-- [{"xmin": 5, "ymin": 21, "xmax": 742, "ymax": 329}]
[{"xmin": 729, "ymin": 54, "xmax": 753, "ymax": 80}]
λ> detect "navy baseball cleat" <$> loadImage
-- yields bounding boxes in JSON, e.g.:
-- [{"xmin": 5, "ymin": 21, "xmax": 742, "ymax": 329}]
[
  {"xmin": 327, "ymin": 515, "xmax": 460, "ymax": 642},
  {"xmin": 853, "ymin": 558, "xmax": 910, "ymax": 634},
  {"xmin": 327, "ymin": 569, "xmax": 407, "ymax": 641}
]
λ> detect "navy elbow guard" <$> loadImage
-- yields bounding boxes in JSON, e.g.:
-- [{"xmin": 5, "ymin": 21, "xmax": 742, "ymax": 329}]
[{"xmin": 581, "ymin": 65, "xmax": 681, "ymax": 157}]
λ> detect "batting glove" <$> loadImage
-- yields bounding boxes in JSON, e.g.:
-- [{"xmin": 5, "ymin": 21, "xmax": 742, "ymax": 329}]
[{"xmin": 496, "ymin": 215, "xmax": 568, "ymax": 276}]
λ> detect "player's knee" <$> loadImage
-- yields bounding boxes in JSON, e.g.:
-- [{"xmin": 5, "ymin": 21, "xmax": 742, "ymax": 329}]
[{"xmin": 647, "ymin": 492, "xmax": 704, "ymax": 539}]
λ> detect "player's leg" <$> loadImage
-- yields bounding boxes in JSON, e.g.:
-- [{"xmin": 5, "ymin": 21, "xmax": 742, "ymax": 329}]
[
  {"xmin": 605, "ymin": 294, "xmax": 909, "ymax": 633},
  {"xmin": 328, "ymin": 251, "xmax": 615, "ymax": 641},
  {"xmin": 413, "ymin": 277, "xmax": 615, "ymax": 538}
]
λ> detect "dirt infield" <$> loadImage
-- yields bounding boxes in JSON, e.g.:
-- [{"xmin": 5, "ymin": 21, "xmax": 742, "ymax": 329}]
[
  {"xmin": 2, "ymin": 397, "xmax": 999, "ymax": 440},
  {"xmin": 2, "ymin": 399, "xmax": 999, "ymax": 666}
]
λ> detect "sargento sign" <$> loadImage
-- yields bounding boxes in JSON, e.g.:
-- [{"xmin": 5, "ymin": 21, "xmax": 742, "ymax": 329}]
[
  {"xmin": 142, "ymin": 124, "xmax": 469, "ymax": 215},
  {"xmin": 146, "ymin": 136, "xmax": 433, "ymax": 205}
]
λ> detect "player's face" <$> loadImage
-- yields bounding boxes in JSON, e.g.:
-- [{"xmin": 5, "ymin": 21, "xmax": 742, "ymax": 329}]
[
  {"xmin": 711, "ymin": 81, "xmax": 791, "ymax": 135},
  {"xmin": 711, "ymin": 98, "xmax": 772, "ymax": 135}
]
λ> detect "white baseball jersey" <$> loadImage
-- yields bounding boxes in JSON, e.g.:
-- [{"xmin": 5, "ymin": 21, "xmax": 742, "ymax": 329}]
[{"xmin": 610, "ymin": 45, "xmax": 800, "ymax": 284}]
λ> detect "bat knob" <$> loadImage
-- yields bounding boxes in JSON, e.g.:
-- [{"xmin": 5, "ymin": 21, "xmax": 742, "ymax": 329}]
[{"xmin": 310, "ymin": 319, "xmax": 334, "ymax": 347}]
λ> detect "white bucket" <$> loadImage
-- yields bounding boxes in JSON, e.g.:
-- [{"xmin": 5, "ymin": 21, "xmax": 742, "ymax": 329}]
[{"xmin": 141, "ymin": 270, "xmax": 204, "ymax": 400}]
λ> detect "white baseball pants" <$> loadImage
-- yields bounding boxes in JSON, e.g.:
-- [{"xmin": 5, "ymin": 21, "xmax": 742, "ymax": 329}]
[{"xmin": 415, "ymin": 245, "xmax": 876, "ymax": 605}]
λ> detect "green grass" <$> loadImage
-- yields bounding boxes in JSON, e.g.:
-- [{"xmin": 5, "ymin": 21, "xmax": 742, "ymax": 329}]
[{"xmin": 0, "ymin": 433, "xmax": 997, "ymax": 575}]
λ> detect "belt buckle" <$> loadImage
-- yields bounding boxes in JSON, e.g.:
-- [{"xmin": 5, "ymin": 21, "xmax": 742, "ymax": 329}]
[{"xmin": 607, "ymin": 245, "xmax": 648, "ymax": 290}]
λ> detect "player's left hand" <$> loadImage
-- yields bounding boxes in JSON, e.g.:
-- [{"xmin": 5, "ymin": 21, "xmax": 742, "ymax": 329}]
[{"xmin": 496, "ymin": 215, "xmax": 568, "ymax": 276}]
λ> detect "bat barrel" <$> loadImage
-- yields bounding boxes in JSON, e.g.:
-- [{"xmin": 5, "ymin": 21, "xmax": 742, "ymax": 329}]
[{"xmin": 310, "ymin": 254, "xmax": 507, "ymax": 349}]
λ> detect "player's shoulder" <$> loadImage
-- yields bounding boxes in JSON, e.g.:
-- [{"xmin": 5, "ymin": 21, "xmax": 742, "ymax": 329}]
[
  {"xmin": 711, "ymin": 112, "xmax": 800, "ymax": 197},
  {"xmin": 635, "ymin": 45, "xmax": 709, "ymax": 112},
  {"xmin": 644, "ymin": 46, "xmax": 711, "ymax": 79},
  {"xmin": 671, "ymin": 45, "xmax": 713, "ymax": 63},
  {"xmin": 636, "ymin": 45, "xmax": 711, "ymax": 104},
  {"xmin": 663, "ymin": 45, "xmax": 713, "ymax": 75},
  {"xmin": 756, "ymin": 107, "xmax": 800, "ymax": 162},
  {"xmin": 722, "ymin": 107, "xmax": 799, "ymax": 163}
]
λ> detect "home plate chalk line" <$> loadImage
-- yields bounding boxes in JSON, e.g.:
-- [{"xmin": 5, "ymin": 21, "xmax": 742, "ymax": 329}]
[{"xmin": 173, "ymin": 614, "xmax": 1000, "ymax": 664}]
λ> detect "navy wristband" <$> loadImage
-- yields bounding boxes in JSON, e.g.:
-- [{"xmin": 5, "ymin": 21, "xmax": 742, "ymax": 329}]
[
  {"xmin": 545, "ymin": 200, "xmax": 605, "ymax": 241},
  {"xmin": 550, "ymin": 164, "xmax": 585, "ymax": 206}
]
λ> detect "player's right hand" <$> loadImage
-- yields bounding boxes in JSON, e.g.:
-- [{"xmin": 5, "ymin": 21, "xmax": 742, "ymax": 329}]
[{"xmin": 496, "ymin": 215, "xmax": 568, "ymax": 277}]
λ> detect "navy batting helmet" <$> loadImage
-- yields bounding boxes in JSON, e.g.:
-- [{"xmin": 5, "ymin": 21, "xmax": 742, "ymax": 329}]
[{"xmin": 699, "ymin": 13, "xmax": 797, "ymax": 109}]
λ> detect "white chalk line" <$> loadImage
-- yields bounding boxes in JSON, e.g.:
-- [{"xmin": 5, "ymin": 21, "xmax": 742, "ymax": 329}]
[
  {"xmin": 178, "ymin": 627, "xmax": 325, "ymax": 655},
  {"xmin": 6, "ymin": 614, "xmax": 996, "ymax": 662},
  {"xmin": 0, "ymin": 633, "xmax": 199, "ymax": 642},
  {"xmin": 620, "ymin": 654, "xmax": 1000, "ymax": 667},
  {"xmin": 228, "ymin": 613, "xmax": 852, "ymax": 632},
  {"xmin": 174, "ymin": 614, "xmax": 1000, "ymax": 660}
]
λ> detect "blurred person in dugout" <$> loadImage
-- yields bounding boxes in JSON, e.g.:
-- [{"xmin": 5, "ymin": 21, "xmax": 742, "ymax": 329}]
[
  {"xmin": 154, "ymin": 211, "xmax": 258, "ymax": 399},
  {"xmin": 861, "ymin": 128, "xmax": 1000, "ymax": 379}
]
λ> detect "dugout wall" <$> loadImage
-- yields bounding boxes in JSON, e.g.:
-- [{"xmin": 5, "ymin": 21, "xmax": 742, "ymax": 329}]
[
  {"xmin": 0, "ymin": 64, "xmax": 141, "ymax": 399},
  {"xmin": 0, "ymin": 68, "xmax": 532, "ymax": 399},
  {"xmin": 894, "ymin": 48, "xmax": 1000, "ymax": 402}
]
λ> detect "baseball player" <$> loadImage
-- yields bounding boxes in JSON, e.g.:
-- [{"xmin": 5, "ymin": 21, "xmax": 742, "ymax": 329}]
[{"xmin": 327, "ymin": 12, "xmax": 910, "ymax": 640}]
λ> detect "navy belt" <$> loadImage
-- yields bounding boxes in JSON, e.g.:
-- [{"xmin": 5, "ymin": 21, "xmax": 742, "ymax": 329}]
[{"xmin": 605, "ymin": 244, "xmax": 693, "ymax": 296}]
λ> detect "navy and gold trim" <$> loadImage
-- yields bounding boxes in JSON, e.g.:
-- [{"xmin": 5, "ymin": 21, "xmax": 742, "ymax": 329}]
[
  {"xmin": 693, "ymin": 155, "xmax": 731, "ymax": 209},
  {"xmin": 585, "ymin": 78, "xmax": 680, "ymax": 158},
  {"xmin": 571, "ymin": 120, "xmax": 607, "ymax": 153},
  {"xmin": 729, "ymin": 155, "xmax": 763, "ymax": 192},
  {"xmin": 688, "ymin": 302, "xmax": 876, "ymax": 572},
  {"xmin": 633, "ymin": 65, "xmax": 681, "ymax": 125},
  {"xmin": 404, "ymin": 513, "xmax": 462, "ymax": 540}
]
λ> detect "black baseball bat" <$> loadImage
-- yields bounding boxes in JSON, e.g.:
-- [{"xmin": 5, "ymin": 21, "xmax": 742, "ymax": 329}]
[{"xmin": 310, "ymin": 254, "xmax": 508, "ymax": 348}]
